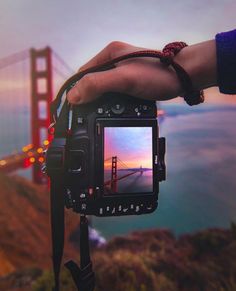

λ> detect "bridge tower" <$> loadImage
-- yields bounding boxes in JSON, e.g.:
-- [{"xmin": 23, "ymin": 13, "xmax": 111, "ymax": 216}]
[
  {"xmin": 111, "ymin": 156, "xmax": 117, "ymax": 192},
  {"xmin": 30, "ymin": 47, "xmax": 53, "ymax": 184},
  {"xmin": 140, "ymin": 165, "xmax": 143, "ymax": 175}
]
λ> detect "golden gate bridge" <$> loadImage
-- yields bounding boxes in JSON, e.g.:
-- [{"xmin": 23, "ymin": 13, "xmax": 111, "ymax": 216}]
[
  {"xmin": 104, "ymin": 156, "xmax": 145, "ymax": 193},
  {"xmin": 0, "ymin": 47, "xmax": 162, "ymax": 185},
  {"xmin": 0, "ymin": 47, "xmax": 74, "ymax": 184}
]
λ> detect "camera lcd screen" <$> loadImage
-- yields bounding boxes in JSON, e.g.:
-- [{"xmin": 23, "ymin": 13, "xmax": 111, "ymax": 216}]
[{"xmin": 104, "ymin": 127, "xmax": 153, "ymax": 195}]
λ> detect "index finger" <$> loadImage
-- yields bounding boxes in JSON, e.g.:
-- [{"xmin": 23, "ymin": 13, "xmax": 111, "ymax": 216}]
[{"xmin": 79, "ymin": 41, "xmax": 142, "ymax": 72}]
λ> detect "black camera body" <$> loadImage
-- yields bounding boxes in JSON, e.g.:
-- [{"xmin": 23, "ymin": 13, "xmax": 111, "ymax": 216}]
[{"xmin": 46, "ymin": 92, "xmax": 166, "ymax": 217}]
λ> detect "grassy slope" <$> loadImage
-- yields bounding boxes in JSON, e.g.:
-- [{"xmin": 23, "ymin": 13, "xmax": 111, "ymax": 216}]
[
  {"xmin": 0, "ymin": 173, "xmax": 236, "ymax": 291},
  {"xmin": 0, "ymin": 173, "xmax": 79, "ymax": 277}
]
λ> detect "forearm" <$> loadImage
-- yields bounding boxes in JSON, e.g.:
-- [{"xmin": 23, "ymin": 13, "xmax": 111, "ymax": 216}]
[
  {"xmin": 174, "ymin": 40, "xmax": 217, "ymax": 92},
  {"xmin": 68, "ymin": 30, "xmax": 236, "ymax": 105}
]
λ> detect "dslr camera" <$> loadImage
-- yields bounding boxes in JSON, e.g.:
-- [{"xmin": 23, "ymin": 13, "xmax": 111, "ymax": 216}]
[{"xmin": 46, "ymin": 92, "xmax": 166, "ymax": 217}]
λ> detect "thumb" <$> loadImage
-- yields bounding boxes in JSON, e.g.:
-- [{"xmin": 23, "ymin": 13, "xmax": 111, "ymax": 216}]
[{"xmin": 67, "ymin": 67, "xmax": 135, "ymax": 104}]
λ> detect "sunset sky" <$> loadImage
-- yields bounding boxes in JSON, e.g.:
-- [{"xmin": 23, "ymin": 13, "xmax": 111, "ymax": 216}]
[
  {"xmin": 0, "ymin": 0, "xmax": 236, "ymax": 104},
  {"xmin": 104, "ymin": 127, "xmax": 152, "ymax": 170}
]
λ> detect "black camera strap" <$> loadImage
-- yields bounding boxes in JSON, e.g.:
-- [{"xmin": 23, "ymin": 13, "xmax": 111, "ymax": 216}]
[
  {"xmin": 49, "ymin": 99, "xmax": 95, "ymax": 290},
  {"xmin": 50, "ymin": 175, "xmax": 65, "ymax": 291},
  {"xmin": 50, "ymin": 162, "xmax": 95, "ymax": 291},
  {"xmin": 48, "ymin": 45, "xmax": 191, "ymax": 291},
  {"xmin": 65, "ymin": 216, "xmax": 95, "ymax": 291}
]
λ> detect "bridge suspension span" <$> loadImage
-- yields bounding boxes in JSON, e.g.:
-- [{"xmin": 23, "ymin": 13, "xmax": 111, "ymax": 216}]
[{"xmin": 0, "ymin": 46, "xmax": 74, "ymax": 183}]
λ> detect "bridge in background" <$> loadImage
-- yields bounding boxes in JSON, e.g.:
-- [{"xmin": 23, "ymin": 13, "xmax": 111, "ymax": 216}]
[
  {"xmin": 0, "ymin": 47, "xmax": 74, "ymax": 184},
  {"xmin": 0, "ymin": 47, "xmax": 162, "ymax": 185}
]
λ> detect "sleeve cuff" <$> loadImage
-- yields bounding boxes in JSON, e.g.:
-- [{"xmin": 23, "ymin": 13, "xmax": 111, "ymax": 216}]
[{"xmin": 215, "ymin": 29, "xmax": 236, "ymax": 94}]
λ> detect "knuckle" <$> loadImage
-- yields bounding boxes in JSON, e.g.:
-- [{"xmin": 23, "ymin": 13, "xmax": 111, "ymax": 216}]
[
  {"xmin": 106, "ymin": 41, "xmax": 128, "ymax": 58},
  {"xmin": 107, "ymin": 41, "xmax": 126, "ymax": 49}
]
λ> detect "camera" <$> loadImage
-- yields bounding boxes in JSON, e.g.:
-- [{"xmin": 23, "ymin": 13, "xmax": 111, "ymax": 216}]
[{"xmin": 46, "ymin": 92, "xmax": 166, "ymax": 217}]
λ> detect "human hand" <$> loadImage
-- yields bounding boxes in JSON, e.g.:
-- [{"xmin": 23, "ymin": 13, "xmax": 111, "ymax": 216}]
[
  {"xmin": 67, "ymin": 41, "xmax": 184, "ymax": 104},
  {"xmin": 67, "ymin": 40, "xmax": 217, "ymax": 104}
]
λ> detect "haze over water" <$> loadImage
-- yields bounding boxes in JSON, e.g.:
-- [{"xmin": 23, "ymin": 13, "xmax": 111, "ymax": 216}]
[
  {"xmin": 1, "ymin": 103, "xmax": 236, "ymax": 239},
  {"xmin": 93, "ymin": 104, "xmax": 236, "ymax": 239}
]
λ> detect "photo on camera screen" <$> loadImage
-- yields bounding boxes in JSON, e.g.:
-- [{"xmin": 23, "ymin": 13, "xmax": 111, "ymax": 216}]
[{"xmin": 104, "ymin": 127, "xmax": 153, "ymax": 195}]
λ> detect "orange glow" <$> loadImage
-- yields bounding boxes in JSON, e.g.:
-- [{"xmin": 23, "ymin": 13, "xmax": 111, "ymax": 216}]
[
  {"xmin": 28, "ymin": 144, "xmax": 33, "ymax": 149},
  {"xmin": 27, "ymin": 151, "xmax": 34, "ymax": 157},
  {"xmin": 37, "ymin": 147, "xmax": 43, "ymax": 154},
  {"xmin": 29, "ymin": 157, "xmax": 35, "ymax": 163},
  {"xmin": 0, "ymin": 160, "xmax": 7, "ymax": 166},
  {"xmin": 43, "ymin": 140, "xmax": 49, "ymax": 146},
  {"xmin": 22, "ymin": 144, "xmax": 34, "ymax": 152},
  {"xmin": 38, "ymin": 157, "xmax": 44, "ymax": 163},
  {"xmin": 22, "ymin": 146, "xmax": 28, "ymax": 152}
]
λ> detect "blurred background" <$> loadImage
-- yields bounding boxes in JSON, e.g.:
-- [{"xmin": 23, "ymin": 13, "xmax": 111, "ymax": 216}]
[{"xmin": 0, "ymin": 0, "xmax": 236, "ymax": 290}]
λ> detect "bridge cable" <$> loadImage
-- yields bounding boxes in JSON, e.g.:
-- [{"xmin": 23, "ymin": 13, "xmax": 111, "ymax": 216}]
[{"xmin": 0, "ymin": 49, "xmax": 29, "ymax": 70}]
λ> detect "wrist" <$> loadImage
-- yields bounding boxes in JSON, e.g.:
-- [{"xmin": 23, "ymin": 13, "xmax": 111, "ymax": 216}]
[{"xmin": 174, "ymin": 40, "xmax": 217, "ymax": 92}]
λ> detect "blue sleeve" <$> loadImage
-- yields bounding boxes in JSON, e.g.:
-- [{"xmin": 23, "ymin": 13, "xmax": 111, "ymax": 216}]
[{"xmin": 215, "ymin": 29, "xmax": 236, "ymax": 94}]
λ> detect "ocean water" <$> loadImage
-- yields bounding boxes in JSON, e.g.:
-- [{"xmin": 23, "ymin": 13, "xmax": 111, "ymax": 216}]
[
  {"xmin": 104, "ymin": 169, "xmax": 153, "ymax": 194},
  {"xmin": 1, "ymin": 104, "xmax": 236, "ymax": 239},
  {"xmin": 93, "ymin": 104, "xmax": 236, "ymax": 239}
]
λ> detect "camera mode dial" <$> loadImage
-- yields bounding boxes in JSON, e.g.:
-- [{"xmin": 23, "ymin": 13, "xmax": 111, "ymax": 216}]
[{"xmin": 111, "ymin": 101, "xmax": 125, "ymax": 115}]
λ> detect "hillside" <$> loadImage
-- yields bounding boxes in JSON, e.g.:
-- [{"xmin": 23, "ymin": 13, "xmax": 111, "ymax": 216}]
[
  {"xmin": 0, "ymin": 173, "xmax": 236, "ymax": 291},
  {"xmin": 0, "ymin": 173, "xmax": 79, "ymax": 277},
  {"xmin": 34, "ymin": 227, "xmax": 236, "ymax": 291}
]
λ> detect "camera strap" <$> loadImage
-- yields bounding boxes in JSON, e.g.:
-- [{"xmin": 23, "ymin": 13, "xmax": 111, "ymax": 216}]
[
  {"xmin": 50, "ymin": 174, "xmax": 65, "ymax": 291},
  {"xmin": 48, "ymin": 41, "xmax": 202, "ymax": 291},
  {"xmin": 50, "ymin": 169, "xmax": 95, "ymax": 291},
  {"xmin": 49, "ymin": 100, "xmax": 95, "ymax": 290},
  {"xmin": 65, "ymin": 216, "xmax": 95, "ymax": 291},
  {"xmin": 50, "ymin": 42, "xmax": 203, "ymax": 119}
]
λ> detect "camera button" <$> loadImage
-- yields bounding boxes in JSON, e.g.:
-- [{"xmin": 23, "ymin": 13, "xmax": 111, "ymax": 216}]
[
  {"xmin": 80, "ymin": 193, "xmax": 86, "ymax": 199},
  {"xmin": 142, "ymin": 105, "xmax": 150, "ymax": 111},
  {"xmin": 81, "ymin": 203, "xmax": 87, "ymax": 210},
  {"xmin": 135, "ymin": 205, "xmax": 140, "ymax": 213},
  {"xmin": 97, "ymin": 107, "xmax": 104, "ymax": 114},
  {"xmin": 111, "ymin": 103, "xmax": 125, "ymax": 115},
  {"xmin": 146, "ymin": 203, "xmax": 154, "ymax": 211},
  {"xmin": 77, "ymin": 117, "xmax": 84, "ymax": 124}
]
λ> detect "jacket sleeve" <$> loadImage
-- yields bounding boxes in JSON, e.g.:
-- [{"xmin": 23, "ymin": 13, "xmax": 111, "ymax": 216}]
[{"xmin": 215, "ymin": 29, "xmax": 236, "ymax": 94}]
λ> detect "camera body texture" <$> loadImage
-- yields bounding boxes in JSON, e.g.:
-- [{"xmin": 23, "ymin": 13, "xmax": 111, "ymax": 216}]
[{"xmin": 46, "ymin": 92, "xmax": 166, "ymax": 217}]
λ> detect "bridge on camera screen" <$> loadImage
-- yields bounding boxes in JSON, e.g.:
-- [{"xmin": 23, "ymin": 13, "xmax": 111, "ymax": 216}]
[
  {"xmin": 104, "ymin": 156, "xmax": 145, "ymax": 192},
  {"xmin": 0, "ymin": 47, "xmax": 74, "ymax": 184}
]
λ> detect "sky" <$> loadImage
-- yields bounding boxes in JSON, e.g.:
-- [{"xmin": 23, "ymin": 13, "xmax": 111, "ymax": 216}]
[
  {"xmin": 104, "ymin": 127, "xmax": 152, "ymax": 169},
  {"xmin": 0, "ymin": 0, "xmax": 236, "ymax": 104}
]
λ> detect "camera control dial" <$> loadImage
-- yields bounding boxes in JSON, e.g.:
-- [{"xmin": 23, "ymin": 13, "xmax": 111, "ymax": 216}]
[{"xmin": 111, "ymin": 102, "xmax": 125, "ymax": 115}]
